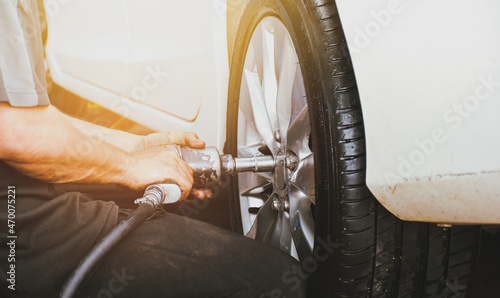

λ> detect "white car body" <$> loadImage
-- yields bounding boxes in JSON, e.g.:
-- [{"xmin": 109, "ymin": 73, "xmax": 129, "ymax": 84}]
[
  {"xmin": 45, "ymin": 0, "xmax": 229, "ymax": 150},
  {"xmin": 336, "ymin": 0, "xmax": 500, "ymax": 224},
  {"xmin": 45, "ymin": 0, "xmax": 500, "ymax": 224}
]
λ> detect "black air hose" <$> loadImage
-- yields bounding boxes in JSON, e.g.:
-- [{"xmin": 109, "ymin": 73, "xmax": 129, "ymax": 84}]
[
  {"xmin": 59, "ymin": 202, "xmax": 156, "ymax": 298},
  {"xmin": 59, "ymin": 183, "xmax": 181, "ymax": 298}
]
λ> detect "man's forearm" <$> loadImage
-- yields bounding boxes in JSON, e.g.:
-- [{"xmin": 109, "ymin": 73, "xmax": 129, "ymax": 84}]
[
  {"xmin": 0, "ymin": 102, "xmax": 204, "ymax": 197},
  {"xmin": 0, "ymin": 103, "xmax": 136, "ymax": 186}
]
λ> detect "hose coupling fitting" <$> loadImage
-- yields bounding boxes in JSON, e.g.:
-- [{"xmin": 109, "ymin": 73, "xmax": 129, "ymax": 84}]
[{"xmin": 134, "ymin": 183, "xmax": 182, "ymax": 206}]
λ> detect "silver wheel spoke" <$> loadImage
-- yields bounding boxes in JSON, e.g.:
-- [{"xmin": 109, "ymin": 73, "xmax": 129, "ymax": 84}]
[
  {"xmin": 276, "ymin": 37, "xmax": 298, "ymax": 139},
  {"xmin": 238, "ymin": 48, "xmax": 259, "ymax": 138},
  {"xmin": 278, "ymin": 210, "xmax": 292, "ymax": 254},
  {"xmin": 290, "ymin": 69, "xmax": 307, "ymax": 122},
  {"xmin": 243, "ymin": 69, "xmax": 278, "ymax": 153},
  {"xmin": 246, "ymin": 194, "xmax": 292, "ymax": 255},
  {"xmin": 289, "ymin": 185, "xmax": 315, "ymax": 260},
  {"xmin": 238, "ymin": 172, "xmax": 272, "ymax": 196},
  {"xmin": 287, "ymin": 105, "xmax": 311, "ymax": 160},
  {"xmin": 239, "ymin": 172, "xmax": 272, "ymax": 235},
  {"xmin": 246, "ymin": 195, "xmax": 277, "ymax": 240},
  {"xmin": 290, "ymin": 153, "xmax": 315, "ymax": 204},
  {"xmin": 262, "ymin": 23, "xmax": 279, "ymax": 134},
  {"xmin": 238, "ymin": 98, "xmax": 259, "ymax": 139}
]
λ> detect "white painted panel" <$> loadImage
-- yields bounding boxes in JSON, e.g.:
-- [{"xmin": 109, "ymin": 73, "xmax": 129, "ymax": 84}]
[
  {"xmin": 125, "ymin": 0, "xmax": 209, "ymax": 121},
  {"xmin": 336, "ymin": 0, "xmax": 500, "ymax": 223},
  {"xmin": 45, "ymin": 0, "xmax": 134, "ymax": 97},
  {"xmin": 46, "ymin": 0, "xmax": 230, "ymax": 150}
]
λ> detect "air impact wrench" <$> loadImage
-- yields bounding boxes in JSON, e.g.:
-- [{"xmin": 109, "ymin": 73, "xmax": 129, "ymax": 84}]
[{"xmin": 134, "ymin": 145, "xmax": 278, "ymax": 205}]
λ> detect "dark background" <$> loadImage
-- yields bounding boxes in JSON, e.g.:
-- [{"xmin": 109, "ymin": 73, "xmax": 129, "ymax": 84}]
[{"xmin": 469, "ymin": 231, "xmax": 500, "ymax": 297}]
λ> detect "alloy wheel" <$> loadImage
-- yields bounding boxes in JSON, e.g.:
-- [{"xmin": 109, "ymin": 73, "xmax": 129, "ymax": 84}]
[{"xmin": 237, "ymin": 17, "xmax": 315, "ymax": 261}]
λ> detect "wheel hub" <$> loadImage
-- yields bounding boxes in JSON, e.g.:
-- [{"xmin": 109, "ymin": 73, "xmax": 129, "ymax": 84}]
[
  {"xmin": 274, "ymin": 151, "xmax": 287, "ymax": 195},
  {"xmin": 271, "ymin": 150, "xmax": 298, "ymax": 210}
]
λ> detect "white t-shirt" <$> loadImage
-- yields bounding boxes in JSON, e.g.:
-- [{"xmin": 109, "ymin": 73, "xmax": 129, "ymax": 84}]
[{"xmin": 0, "ymin": 0, "xmax": 50, "ymax": 107}]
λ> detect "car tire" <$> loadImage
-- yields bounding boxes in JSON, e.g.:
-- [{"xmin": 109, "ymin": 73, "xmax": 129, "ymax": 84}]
[{"xmin": 225, "ymin": 0, "xmax": 481, "ymax": 296}]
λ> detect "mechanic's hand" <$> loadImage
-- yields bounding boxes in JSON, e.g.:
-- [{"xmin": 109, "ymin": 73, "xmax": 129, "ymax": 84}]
[
  {"xmin": 133, "ymin": 131, "xmax": 205, "ymax": 151},
  {"xmin": 126, "ymin": 131, "xmax": 211, "ymax": 199},
  {"xmin": 127, "ymin": 147, "xmax": 195, "ymax": 201}
]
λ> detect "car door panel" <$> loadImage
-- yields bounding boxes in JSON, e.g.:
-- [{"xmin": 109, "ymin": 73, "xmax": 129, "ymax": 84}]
[
  {"xmin": 125, "ymin": 0, "xmax": 209, "ymax": 121},
  {"xmin": 336, "ymin": 0, "xmax": 500, "ymax": 223},
  {"xmin": 45, "ymin": 0, "xmax": 134, "ymax": 97}
]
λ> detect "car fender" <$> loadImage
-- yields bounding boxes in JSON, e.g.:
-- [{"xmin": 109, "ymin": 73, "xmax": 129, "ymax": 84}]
[{"xmin": 336, "ymin": 0, "xmax": 500, "ymax": 224}]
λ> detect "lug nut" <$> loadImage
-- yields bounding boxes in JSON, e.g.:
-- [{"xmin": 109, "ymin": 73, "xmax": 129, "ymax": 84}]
[
  {"xmin": 283, "ymin": 200, "xmax": 289, "ymax": 212},
  {"xmin": 274, "ymin": 130, "xmax": 281, "ymax": 143},
  {"xmin": 272, "ymin": 199, "xmax": 280, "ymax": 211},
  {"xmin": 271, "ymin": 199, "xmax": 290, "ymax": 212},
  {"xmin": 286, "ymin": 153, "xmax": 298, "ymax": 171}
]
